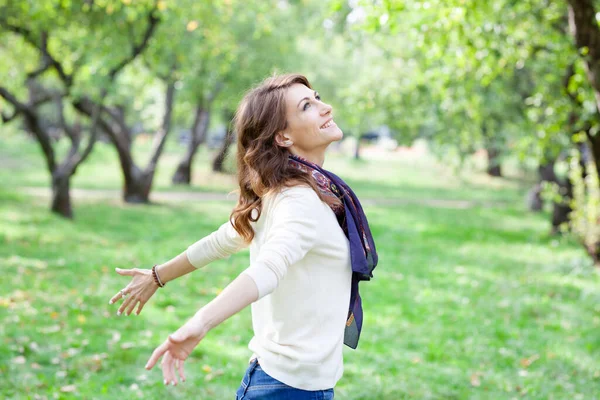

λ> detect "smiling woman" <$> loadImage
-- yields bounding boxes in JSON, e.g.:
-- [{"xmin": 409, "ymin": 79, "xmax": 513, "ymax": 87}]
[
  {"xmin": 278, "ymin": 84, "xmax": 344, "ymax": 164},
  {"xmin": 109, "ymin": 74, "xmax": 378, "ymax": 400}
]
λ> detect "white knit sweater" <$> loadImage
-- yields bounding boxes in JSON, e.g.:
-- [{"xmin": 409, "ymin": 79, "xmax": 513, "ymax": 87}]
[{"xmin": 186, "ymin": 186, "xmax": 352, "ymax": 390}]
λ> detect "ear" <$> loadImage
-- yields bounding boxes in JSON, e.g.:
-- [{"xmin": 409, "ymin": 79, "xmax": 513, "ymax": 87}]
[{"xmin": 275, "ymin": 132, "xmax": 293, "ymax": 148}]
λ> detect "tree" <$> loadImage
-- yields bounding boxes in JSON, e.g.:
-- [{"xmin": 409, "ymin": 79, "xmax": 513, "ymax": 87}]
[{"xmin": 0, "ymin": 0, "xmax": 160, "ymax": 216}]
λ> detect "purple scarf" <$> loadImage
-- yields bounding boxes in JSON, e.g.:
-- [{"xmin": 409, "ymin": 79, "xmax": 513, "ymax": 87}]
[{"xmin": 288, "ymin": 154, "xmax": 378, "ymax": 349}]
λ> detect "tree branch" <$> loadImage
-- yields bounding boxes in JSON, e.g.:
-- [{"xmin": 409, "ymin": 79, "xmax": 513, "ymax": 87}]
[
  {"xmin": 0, "ymin": 86, "xmax": 56, "ymax": 171},
  {"xmin": 55, "ymin": 95, "xmax": 79, "ymax": 143},
  {"xmin": 2, "ymin": 110, "xmax": 19, "ymax": 123},
  {"xmin": 0, "ymin": 22, "xmax": 73, "ymax": 86},
  {"xmin": 146, "ymin": 80, "xmax": 175, "ymax": 171},
  {"xmin": 69, "ymin": 90, "xmax": 108, "ymax": 173},
  {"xmin": 108, "ymin": 8, "xmax": 160, "ymax": 80}
]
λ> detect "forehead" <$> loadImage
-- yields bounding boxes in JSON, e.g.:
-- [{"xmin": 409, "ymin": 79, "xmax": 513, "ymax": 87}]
[{"xmin": 285, "ymin": 83, "xmax": 313, "ymax": 107}]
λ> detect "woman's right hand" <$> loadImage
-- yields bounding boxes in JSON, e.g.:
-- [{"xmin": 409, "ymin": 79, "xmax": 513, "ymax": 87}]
[{"xmin": 109, "ymin": 268, "xmax": 159, "ymax": 316}]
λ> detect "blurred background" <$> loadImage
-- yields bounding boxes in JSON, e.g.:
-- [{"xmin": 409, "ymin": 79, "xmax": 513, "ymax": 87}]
[{"xmin": 2, "ymin": 1, "xmax": 600, "ymax": 399}]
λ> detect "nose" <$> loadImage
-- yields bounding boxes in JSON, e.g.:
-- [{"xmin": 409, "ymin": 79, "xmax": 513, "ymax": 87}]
[{"xmin": 320, "ymin": 101, "xmax": 332, "ymax": 116}]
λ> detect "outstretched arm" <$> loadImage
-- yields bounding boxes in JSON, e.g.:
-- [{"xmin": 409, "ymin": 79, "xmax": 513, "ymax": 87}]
[
  {"xmin": 109, "ymin": 219, "xmax": 248, "ymax": 316},
  {"xmin": 145, "ymin": 272, "xmax": 259, "ymax": 385}
]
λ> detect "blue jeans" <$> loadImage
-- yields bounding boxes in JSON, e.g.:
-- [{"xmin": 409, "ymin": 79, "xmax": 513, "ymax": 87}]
[{"xmin": 235, "ymin": 359, "xmax": 335, "ymax": 400}]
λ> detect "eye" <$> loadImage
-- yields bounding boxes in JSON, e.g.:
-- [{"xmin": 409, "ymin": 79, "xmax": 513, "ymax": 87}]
[
  {"xmin": 303, "ymin": 102, "xmax": 311, "ymax": 111},
  {"xmin": 315, "ymin": 94, "xmax": 321, "ymax": 101}
]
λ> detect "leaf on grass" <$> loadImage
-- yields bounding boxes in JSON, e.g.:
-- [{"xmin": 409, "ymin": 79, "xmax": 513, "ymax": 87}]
[
  {"xmin": 520, "ymin": 354, "xmax": 539, "ymax": 368},
  {"xmin": 187, "ymin": 21, "xmax": 199, "ymax": 32},
  {"xmin": 60, "ymin": 385, "xmax": 76, "ymax": 393},
  {"xmin": 13, "ymin": 355, "xmax": 26, "ymax": 364},
  {"xmin": 77, "ymin": 315, "xmax": 86, "ymax": 324},
  {"xmin": 110, "ymin": 332, "xmax": 121, "ymax": 344},
  {"xmin": 31, "ymin": 363, "xmax": 41, "ymax": 370},
  {"xmin": 50, "ymin": 311, "xmax": 59, "ymax": 319},
  {"xmin": 470, "ymin": 372, "xmax": 482, "ymax": 387},
  {"xmin": 92, "ymin": 353, "xmax": 108, "ymax": 361},
  {"xmin": 120, "ymin": 342, "xmax": 135, "ymax": 349},
  {"xmin": 40, "ymin": 325, "xmax": 61, "ymax": 334},
  {"xmin": 61, "ymin": 348, "xmax": 79, "ymax": 358},
  {"xmin": 205, "ymin": 370, "xmax": 223, "ymax": 382},
  {"xmin": 202, "ymin": 365, "xmax": 212, "ymax": 373}
]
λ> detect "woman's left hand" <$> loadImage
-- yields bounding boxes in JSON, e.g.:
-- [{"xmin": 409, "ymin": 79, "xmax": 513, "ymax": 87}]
[{"xmin": 145, "ymin": 315, "xmax": 208, "ymax": 385}]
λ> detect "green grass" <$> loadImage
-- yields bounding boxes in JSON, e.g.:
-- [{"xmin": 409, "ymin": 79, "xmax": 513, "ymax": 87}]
[{"xmin": 1, "ymin": 133, "xmax": 599, "ymax": 399}]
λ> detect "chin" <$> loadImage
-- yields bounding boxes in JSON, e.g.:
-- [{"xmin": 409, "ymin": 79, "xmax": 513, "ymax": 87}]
[{"xmin": 333, "ymin": 128, "xmax": 344, "ymax": 141}]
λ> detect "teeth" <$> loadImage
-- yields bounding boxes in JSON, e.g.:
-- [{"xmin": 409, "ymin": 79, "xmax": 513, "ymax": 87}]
[{"xmin": 321, "ymin": 120, "xmax": 333, "ymax": 129}]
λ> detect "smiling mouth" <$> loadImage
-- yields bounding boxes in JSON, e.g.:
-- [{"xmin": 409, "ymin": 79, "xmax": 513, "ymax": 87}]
[{"xmin": 320, "ymin": 119, "xmax": 334, "ymax": 129}]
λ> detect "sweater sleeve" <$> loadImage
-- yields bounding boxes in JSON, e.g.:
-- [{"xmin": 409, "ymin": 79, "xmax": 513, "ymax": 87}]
[
  {"xmin": 242, "ymin": 187, "xmax": 320, "ymax": 299},
  {"xmin": 186, "ymin": 219, "xmax": 249, "ymax": 268}
]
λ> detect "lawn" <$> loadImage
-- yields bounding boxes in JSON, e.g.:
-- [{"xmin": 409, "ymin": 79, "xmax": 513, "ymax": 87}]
[{"xmin": 1, "ymin": 133, "xmax": 599, "ymax": 399}]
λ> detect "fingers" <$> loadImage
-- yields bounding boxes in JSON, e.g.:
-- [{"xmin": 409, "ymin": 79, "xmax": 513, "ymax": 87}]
[
  {"xmin": 147, "ymin": 341, "xmax": 186, "ymax": 386},
  {"xmin": 146, "ymin": 341, "xmax": 168, "ymax": 370},
  {"xmin": 108, "ymin": 285, "xmax": 129, "ymax": 304},
  {"xmin": 169, "ymin": 354, "xmax": 178, "ymax": 385},
  {"xmin": 108, "ymin": 289, "xmax": 127, "ymax": 305},
  {"xmin": 176, "ymin": 358, "xmax": 186, "ymax": 382},
  {"xmin": 124, "ymin": 297, "xmax": 139, "ymax": 316},
  {"xmin": 117, "ymin": 294, "xmax": 135, "ymax": 316},
  {"xmin": 115, "ymin": 267, "xmax": 137, "ymax": 276},
  {"xmin": 135, "ymin": 300, "xmax": 146, "ymax": 316},
  {"xmin": 161, "ymin": 351, "xmax": 177, "ymax": 386}
]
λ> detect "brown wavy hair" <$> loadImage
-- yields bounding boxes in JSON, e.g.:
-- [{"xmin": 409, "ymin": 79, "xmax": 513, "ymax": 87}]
[{"xmin": 229, "ymin": 74, "xmax": 325, "ymax": 244}]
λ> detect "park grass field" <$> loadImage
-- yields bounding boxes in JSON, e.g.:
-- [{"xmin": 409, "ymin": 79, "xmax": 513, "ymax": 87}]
[{"xmin": 1, "ymin": 133, "xmax": 600, "ymax": 399}]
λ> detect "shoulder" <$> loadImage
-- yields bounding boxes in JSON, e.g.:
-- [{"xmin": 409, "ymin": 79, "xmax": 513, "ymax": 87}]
[
  {"xmin": 279, "ymin": 185, "xmax": 320, "ymax": 199},
  {"xmin": 265, "ymin": 185, "xmax": 322, "ymax": 210}
]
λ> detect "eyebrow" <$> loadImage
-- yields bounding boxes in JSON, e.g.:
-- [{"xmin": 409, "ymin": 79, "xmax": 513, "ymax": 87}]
[{"xmin": 297, "ymin": 91, "xmax": 319, "ymax": 108}]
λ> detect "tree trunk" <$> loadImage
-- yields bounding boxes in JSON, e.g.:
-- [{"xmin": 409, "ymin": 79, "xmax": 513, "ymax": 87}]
[
  {"xmin": 123, "ymin": 167, "xmax": 153, "ymax": 203},
  {"xmin": 172, "ymin": 105, "xmax": 210, "ymax": 184},
  {"xmin": 550, "ymin": 146, "xmax": 587, "ymax": 235},
  {"xmin": 527, "ymin": 160, "xmax": 557, "ymax": 212},
  {"xmin": 486, "ymin": 146, "xmax": 502, "ymax": 177},
  {"xmin": 527, "ymin": 183, "xmax": 543, "ymax": 212},
  {"xmin": 212, "ymin": 111, "xmax": 236, "ymax": 173},
  {"xmin": 481, "ymin": 123, "xmax": 502, "ymax": 177},
  {"xmin": 354, "ymin": 136, "xmax": 361, "ymax": 160},
  {"xmin": 51, "ymin": 171, "xmax": 73, "ymax": 218},
  {"xmin": 551, "ymin": 177, "xmax": 573, "ymax": 234}
]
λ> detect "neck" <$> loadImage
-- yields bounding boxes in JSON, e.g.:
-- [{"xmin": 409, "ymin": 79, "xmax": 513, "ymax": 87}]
[{"xmin": 289, "ymin": 148, "xmax": 326, "ymax": 167}]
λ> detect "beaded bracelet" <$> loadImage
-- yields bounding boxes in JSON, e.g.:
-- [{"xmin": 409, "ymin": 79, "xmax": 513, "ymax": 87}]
[{"xmin": 151, "ymin": 265, "xmax": 165, "ymax": 288}]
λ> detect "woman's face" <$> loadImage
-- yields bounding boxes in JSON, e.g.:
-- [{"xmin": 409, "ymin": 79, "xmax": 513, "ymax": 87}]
[{"xmin": 279, "ymin": 83, "xmax": 343, "ymax": 153}]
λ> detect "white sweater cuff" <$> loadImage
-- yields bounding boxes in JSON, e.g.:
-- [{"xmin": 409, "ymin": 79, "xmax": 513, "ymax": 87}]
[{"xmin": 242, "ymin": 263, "xmax": 279, "ymax": 299}]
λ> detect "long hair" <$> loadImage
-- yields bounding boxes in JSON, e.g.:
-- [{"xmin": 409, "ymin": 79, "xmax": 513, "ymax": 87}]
[{"xmin": 230, "ymin": 74, "xmax": 325, "ymax": 243}]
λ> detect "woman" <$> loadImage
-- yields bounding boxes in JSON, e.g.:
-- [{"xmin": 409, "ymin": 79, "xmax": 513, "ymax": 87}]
[{"xmin": 109, "ymin": 74, "xmax": 378, "ymax": 399}]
